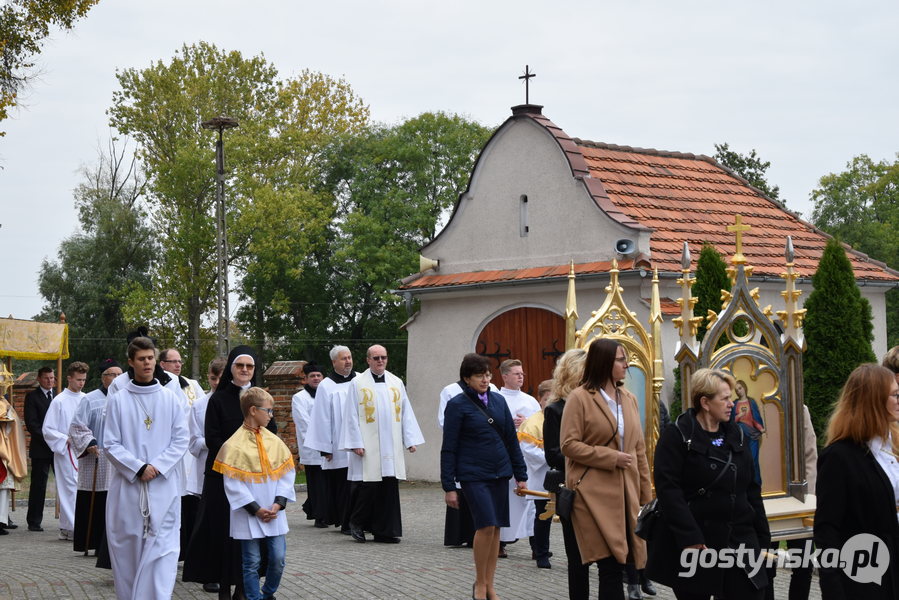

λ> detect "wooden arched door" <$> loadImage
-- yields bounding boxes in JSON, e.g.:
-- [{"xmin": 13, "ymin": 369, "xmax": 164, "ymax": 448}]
[{"xmin": 476, "ymin": 307, "xmax": 565, "ymax": 397}]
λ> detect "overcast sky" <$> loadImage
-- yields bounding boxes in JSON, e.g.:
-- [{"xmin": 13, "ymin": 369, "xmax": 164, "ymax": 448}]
[{"xmin": 1, "ymin": 1, "xmax": 897, "ymax": 321}]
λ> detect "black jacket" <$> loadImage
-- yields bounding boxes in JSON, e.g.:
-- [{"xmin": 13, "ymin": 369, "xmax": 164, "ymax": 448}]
[
  {"xmin": 814, "ymin": 439, "xmax": 899, "ymax": 600},
  {"xmin": 23, "ymin": 387, "xmax": 53, "ymax": 459},
  {"xmin": 440, "ymin": 386, "xmax": 527, "ymax": 491},
  {"xmin": 647, "ymin": 409, "xmax": 770, "ymax": 595},
  {"xmin": 543, "ymin": 399, "xmax": 566, "ymax": 473}
]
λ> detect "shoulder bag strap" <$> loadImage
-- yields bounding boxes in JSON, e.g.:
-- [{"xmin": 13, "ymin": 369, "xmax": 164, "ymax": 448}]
[
  {"xmin": 465, "ymin": 393, "xmax": 506, "ymax": 440},
  {"xmin": 695, "ymin": 450, "xmax": 733, "ymax": 497}
]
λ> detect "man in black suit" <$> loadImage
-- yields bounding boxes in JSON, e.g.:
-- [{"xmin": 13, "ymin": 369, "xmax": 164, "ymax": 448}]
[{"xmin": 23, "ymin": 366, "xmax": 56, "ymax": 532}]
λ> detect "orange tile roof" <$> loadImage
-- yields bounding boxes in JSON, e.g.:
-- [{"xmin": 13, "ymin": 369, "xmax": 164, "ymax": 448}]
[
  {"xmin": 403, "ymin": 106, "xmax": 898, "ymax": 292},
  {"xmin": 575, "ymin": 140, "xmax": 899, "ymax": 282},
  {"xmin": 401, "ymin": 259, "xmax": 647, "ymax": 290}
]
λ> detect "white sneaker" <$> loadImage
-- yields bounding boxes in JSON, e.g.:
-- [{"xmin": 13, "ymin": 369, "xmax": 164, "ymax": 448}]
[{"xmin": 58, "ymin": 529, "xmax": 67, "ymax": 540}]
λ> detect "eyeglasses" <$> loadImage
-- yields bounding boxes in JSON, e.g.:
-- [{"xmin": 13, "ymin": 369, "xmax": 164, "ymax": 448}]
[
  {"xmin": 370, "ymin": 356, "xmax": 388, "ymax": 361},
  {"xmin": 234, "ymin": 363, "xmax": 255, "ymax": 370},
  {"xmin": 256, "ymin": 407, "xmax": 274, "ymax": 415},
  {"xmin": 161, "ymin": 359, "xmax": 183, "ymax": 365},
  {"xmin": 890, "ymin": 392, "xmax": 899, "ymax": 400}
]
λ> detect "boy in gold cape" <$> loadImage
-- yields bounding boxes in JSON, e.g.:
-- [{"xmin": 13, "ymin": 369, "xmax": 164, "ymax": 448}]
[{"xmin": 213, "ymin": 387, "xmax": 295, "ymax": 600}]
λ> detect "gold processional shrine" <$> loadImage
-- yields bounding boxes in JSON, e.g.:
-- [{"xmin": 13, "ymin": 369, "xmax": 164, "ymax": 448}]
[{"xmin": 533, "ymin": 216, "xmax": 813, "ymax": 538}]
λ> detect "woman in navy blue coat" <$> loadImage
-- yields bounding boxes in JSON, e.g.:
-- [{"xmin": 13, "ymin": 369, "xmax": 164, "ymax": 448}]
[{"xmin": 442, "ymin": 353, "xmax": 528, "ymax": 600}]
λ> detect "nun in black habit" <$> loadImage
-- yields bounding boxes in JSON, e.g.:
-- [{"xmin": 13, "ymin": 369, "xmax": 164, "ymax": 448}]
[{"xmin": 183, "ymin": 346, "xmax": 277, "ymax": 599}]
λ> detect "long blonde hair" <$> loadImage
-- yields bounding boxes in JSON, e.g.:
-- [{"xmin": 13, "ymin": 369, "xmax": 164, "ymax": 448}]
[
  {"xmin": 550, "ymin": 348, "xmax": 587, "ymax": 403},
  {"xmin": 826, "ymin": 363, "xmax": 896, "ymax": 447}
]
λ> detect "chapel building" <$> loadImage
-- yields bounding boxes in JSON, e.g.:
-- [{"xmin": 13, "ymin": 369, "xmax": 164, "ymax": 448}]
[{"xmin": 399, "ymin": 104, "xmax": 899, "ymax": 481}]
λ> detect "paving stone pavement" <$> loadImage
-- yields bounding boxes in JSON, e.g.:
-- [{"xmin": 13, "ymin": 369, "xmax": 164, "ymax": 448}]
[{"xmin": 2, "ymin": 482, "xmax": 820, "ymax": 599}]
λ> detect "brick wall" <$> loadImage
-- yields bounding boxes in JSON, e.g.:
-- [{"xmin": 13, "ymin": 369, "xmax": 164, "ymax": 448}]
[
  {"xmin": 11, "ymin": 372, "xmax": 37, "ymax": 453},
  {"xmin": 263, "ymin": 361, "xmax": 307, "ymax": 461}
]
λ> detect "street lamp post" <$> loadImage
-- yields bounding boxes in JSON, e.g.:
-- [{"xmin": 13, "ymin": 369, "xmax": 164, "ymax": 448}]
[{"xmin": 201, "ymin": 116, "xmax": 239, "ymax": 356}]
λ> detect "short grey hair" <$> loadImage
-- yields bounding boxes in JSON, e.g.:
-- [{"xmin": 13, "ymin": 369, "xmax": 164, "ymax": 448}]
[{"xmin": 329, "ymin": 345, "xmax": 351, "ymax": 361}]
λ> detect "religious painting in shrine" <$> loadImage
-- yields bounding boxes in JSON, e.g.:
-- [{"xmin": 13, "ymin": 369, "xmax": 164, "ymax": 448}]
[{"xmin": 475, "ymin": 306, "xmax": 565, "ymax": 397}]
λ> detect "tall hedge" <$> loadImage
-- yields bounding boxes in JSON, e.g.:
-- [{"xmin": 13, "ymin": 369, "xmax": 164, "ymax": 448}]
[{"xmin": 803, "ymin": 238, "xmax": 877, "ymax": 445}]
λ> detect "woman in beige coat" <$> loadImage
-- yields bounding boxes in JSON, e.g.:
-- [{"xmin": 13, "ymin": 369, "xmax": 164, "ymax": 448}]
[{"xmin": 561, "ymin": 338, "xmax": 652, "ymax": 600}]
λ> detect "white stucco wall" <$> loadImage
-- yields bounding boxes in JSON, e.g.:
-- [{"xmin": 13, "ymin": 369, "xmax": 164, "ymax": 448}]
[{"xmin": 422, "ymin": 118, "xmax": 648, "ymax": 273}]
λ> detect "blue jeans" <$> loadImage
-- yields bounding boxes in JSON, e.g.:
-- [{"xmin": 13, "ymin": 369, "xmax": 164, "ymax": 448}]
[{"xmin": 240, "ymin": 535, "xmax": 286, "ymax": 600}]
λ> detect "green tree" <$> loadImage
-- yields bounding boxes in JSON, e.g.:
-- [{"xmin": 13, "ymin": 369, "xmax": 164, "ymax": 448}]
[
  {"xmin": 714, "ymin": 142, "xmax": 781, "ymax": 203},
  {"xmin": 0, "ymin": 0, "xmax": 99, "ymax": 133},
  {"xmin": 803, "ymin": 238, "xmax": 877, "ymax": 445},
  {"xmin": 109, "ymin": 43, "xmax": 369, "ymax": 375},
  {"xmin": 35, "ymin": 138, "xmax": 155, "ymax": 385},
  {"xmin": 810, "ymin": 154, "xmax": 899, "ymax": 348},
  {"xmin": 240, "ymin": 112, "xmax": 494, "ymax": 371}
]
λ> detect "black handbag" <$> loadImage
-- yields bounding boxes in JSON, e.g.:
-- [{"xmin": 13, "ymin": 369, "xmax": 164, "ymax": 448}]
[
  {"xmin": 635, "ymin": 497, "xmax": 660, "ymax": 540},
  {"xmin": 543, "ymin": 468, "xmax": 565, "ymax": 492},
  {"xmin": 554, "ymin": 468, "xmax": 585, "ymax": 521}
]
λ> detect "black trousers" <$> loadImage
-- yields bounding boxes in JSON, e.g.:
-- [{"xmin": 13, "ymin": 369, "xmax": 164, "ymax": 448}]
[
  {"xmin": 560, "ymin": 514, "xmax": 590, "ymax": 600},
  {"xmin": 27, "ymin": 457, "xmax": 53, "ymax": 527},
  {"xmin": 529, "ymin": 499, "xmax": 552, "ymax": 560},
  {"xmin": 348, "ymin": 477, "xmax": 402, "ymax": 538}
]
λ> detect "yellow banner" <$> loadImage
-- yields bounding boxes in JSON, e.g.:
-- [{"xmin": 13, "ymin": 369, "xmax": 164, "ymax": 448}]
[{"xmin": 0, "ymin": 318, "xmax": 69, "ymax": 360}]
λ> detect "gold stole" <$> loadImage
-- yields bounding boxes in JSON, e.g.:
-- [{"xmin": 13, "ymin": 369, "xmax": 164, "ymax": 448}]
[{"xmin": 355, "ymin": 371, "xmax": 406, "ymax": 482}]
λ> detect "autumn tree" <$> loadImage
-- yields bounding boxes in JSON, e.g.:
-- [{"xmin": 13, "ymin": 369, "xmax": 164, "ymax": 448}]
[
  {"xmin": 109, "ymin": 42, "xmax": 369, "ymax": 375},
  {"xmin": 0, "ymin": 0, "xmax": 99, "ymax": 133}
]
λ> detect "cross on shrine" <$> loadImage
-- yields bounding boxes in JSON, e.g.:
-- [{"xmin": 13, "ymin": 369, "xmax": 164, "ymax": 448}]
[
  {"xmin": 519, "ymin": 65, "xmax": 536, "ymax": 104},
  {"xmin": 727, "ymin": 214, "xmax": 751, "ymax": 262}
]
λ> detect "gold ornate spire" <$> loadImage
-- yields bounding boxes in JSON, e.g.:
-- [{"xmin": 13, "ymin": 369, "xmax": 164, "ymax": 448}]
[
  {"xmin": 565, "ymin": 260, "xmax": 579, "ymax": 350},
  {"xmin": 777, "ymin": 236, "xmax": 807, "ymax": 339}
]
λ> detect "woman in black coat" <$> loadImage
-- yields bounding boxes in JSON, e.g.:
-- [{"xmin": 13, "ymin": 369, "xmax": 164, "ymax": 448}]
[
  {"xmin": 814, "ymin": 363, "xmax": 899, "ymax": 600},
  {"xmin": 441, "ymin": 353, "xmax": 528, "ymax": 600},
  {"xmin": 183, "ymin": 346, "xmax": 277, "ymax": 600},
  {"xmin": 647, "ymin": 368, "xmax": 769, "ymax": 600}
]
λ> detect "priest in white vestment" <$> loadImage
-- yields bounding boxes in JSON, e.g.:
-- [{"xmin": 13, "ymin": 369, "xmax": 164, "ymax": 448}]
[
  {"xmin": 496, "ymin": 359, "xmax": 540, "ymax": 551},
  {"xmin": 339, "ymin": 345, "xmax": 424, "ymax": 543},
  {"xmin": 42, "ymin": 361, "xmax": 89, "ymax": 539},
  {"xmin": 305, "ymin": 345, "xmax": 357, "ymax": 531},
  {"xmin": 103, "ymin": 337, "xmax": 188, "ymax": 600}
]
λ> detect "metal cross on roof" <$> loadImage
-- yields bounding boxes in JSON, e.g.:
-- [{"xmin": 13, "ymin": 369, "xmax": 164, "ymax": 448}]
[{"xmin": 519, "ymin": 65, "xmax": 536, "ymax": 104}]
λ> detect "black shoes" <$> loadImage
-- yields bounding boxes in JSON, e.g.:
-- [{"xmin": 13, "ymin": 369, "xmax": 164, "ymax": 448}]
[
  {"xmin": 372, "ymin": 535, "xmax": 400, "ymax": 544},
  {"xmin": 313, "ymin": 520, "xmax": 328, "ymax": 529},
  {"xmin": 0, "ymin": 518, "xmax": 17, "ymax": 529},
  {"xmin": 350, "ymin": 527, "xmax": 366, "ymax": 543},
  {"xmin": 27, "ymin": 525, "xmax": 43, "ymax": 532},
  {"xmin": 627, "ymin": 583, "xmax": 643, "ymax": 600},
  {"xmin": 641, "ymin": 579, "xmax": 657, "ymax": 596},
  {"xmin": 0, "ymin": 528, "xmax": 7, "ymax": 535},
  {"xmin": 536, "ymin": 557, "xmax": 551, "ymax": 569},
  {"xmin": 202, "ymin": 583, "xmax": 220, "ymax": 593}
]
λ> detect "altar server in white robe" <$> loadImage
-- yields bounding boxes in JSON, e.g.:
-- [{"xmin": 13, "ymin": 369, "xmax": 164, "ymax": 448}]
[
  {"xmin": 340, "ymin": 345, "xmax": 425, "ymax": 543},
  {"xmin": 69, "ymin": 359, "xmax": 122, "ymax": 561},
  {"xmin": 103, "ymin": 337, "xmax": 188, "ymax": 600},
  {"xmin": 305, "ymin": 345, "xmax": 357, "ymax": 531},
  {"xmin": 291, "ymin": 362, "xmax": 328, "ymax": 527},
  {"xmin": 496, "ymin": 359, "xmax": 540, "ymax": 552},
  {"xmin": 42, "ymin": 360, "xmax": 89, "ymax": 540}
]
